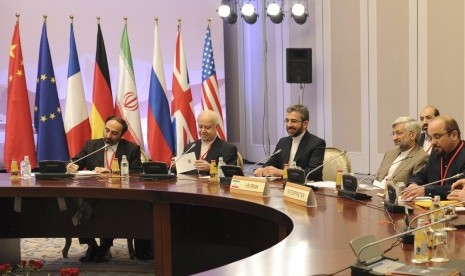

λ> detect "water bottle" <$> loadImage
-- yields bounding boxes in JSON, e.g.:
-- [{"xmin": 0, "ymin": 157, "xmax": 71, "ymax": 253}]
[
  {"xmin": 210, "ymin": 160, "xmax": 218, "ymax": 183},
  {"xmin": 412, "ymin": 218, "xmax": 429, "ymax": 263},
  {"xmin": 335, "ymin": 169, "xmax": 343, "ymax": 191},
  {"xmin": 20, "ymin": 155, "xmax": 31, "ymax": 178},
  {"xmin": 217, "ymin": 157, "xmax": 225, "ymax": 178},
  {"xmin": 111, "ymin": 157, "xmax": 120, "ymax": 176},
  {"xmin": 10, "ymin": 159, "xmax": 19, "ymax": 179},
  {"xmin": 120, "ymin": 155, "xmax": 129, "ymax": 177}
]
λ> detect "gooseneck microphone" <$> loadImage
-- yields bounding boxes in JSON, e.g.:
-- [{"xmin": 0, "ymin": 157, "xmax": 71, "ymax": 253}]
[
  {"xmin": 303, "ymin": 150, "xmax": 347, "ymax": 184},
  {"xmin": 168, "ymin": 143, "xmax": 197, "ymax": 174},
  {"xmin": 406, "ymin": 199, "xmax": 464, "ymax": 231},
  {"xmin": 358, "ymin": 155, "xmax": 413, "ymax": 185},
  {"xmin": 384, "ymin": 173, "xmax": 464, "ymax": 213},
  {"xmin": 69, "ymin": 144, "xmax": 111, "ymax": 166},
  {"xmin": 398, "ymin": 173, "xmax": 464, "ymax": 200},
  {"xmin": 354, "ymin": 216, "xmax": 453, "ymax": 265},
  {"xmin": 244, "ymin": 149, "xmax": 283, "ymax": 176}
]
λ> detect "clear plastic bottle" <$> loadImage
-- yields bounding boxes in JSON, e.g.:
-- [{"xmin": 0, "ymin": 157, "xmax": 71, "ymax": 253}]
[
  {"xmin": 217, "ymin": 157, "xmax": 225, "ymax": 178},
  {"xmin": 335, "ymin": 169, "xmax": 343, "ymax": 191},
  {"xmin": 210, "ymin": 160, "xmax": 218, "ymax": 183},
  {"xmin": 20, "ymin": 155, "xmax": 31, "ymax": 178},
  {"xmin": 111, "ymin": 157, "xmax": 120, "ymax": 176},
  {"xmin": 412, "ymin": 218, "xmax": 429, "ymax": 263},
  {"xmin": 430, "ymin": 195, "xmax": 444, "ymax": 230},
  {"xmin": 282, "ymin": 163, "xmax": 289, "ymax": 189},
  {"xmin": 10, "ymin": 159, "xmax": 19, "ymax": 179},
  {"xmin": 120, "ymin": 155, "xmax": 129, "ymax": 177}
]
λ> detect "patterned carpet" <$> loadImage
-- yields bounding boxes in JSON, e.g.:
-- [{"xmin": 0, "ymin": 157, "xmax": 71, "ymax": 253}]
[{"xmin": 20, "ymin": 238, "xmax": 154, "ymax": 275}]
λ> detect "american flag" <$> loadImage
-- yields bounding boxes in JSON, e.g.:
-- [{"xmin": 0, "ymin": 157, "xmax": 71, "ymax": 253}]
[{"xmin": 201, "ymin": 25, "xmax": 226, "ymax": 140}]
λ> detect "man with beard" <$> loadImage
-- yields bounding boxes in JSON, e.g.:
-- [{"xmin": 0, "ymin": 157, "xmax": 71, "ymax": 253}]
[
  {"xmin": 418, "ymin": 106, "xmax": 440, "ymax": 154},
  {"xmin": 375, "ymin": 117, "xmax": 428, "ymax": 186},
  {"xmin": 404, "ymin": 115, "xmax": 465, "ymax": 200},
  {"xmin": 254, "ymin": 104, "xmax": 326, "ymax": 181},
  {"xmin": 66, "ymin": 115, "xmax": 142, "ymax": 262}
]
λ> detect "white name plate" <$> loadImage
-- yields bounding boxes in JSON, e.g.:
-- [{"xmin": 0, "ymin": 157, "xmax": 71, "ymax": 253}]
[
  {"xmin": 283, "ymin": 182, "xmax": 317, "ymax": 207},
  {"xmin": 230, "ymin": 175, "xmax": 270, "ymax": 197}
]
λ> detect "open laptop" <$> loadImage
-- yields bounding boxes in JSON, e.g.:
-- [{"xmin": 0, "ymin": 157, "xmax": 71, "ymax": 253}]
[
  {"xmin": 35, "ymin": 160, "xmax": 73, "ymax": 180},
  {"xmin": 140, "ymin": 161, "xmax": 176, "ymax": 180}
]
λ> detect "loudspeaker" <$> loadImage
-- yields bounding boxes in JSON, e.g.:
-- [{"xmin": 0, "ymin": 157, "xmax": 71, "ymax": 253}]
[{"xmin": 286, "ymin": 48, "xmax": 312, "ymax": 84}]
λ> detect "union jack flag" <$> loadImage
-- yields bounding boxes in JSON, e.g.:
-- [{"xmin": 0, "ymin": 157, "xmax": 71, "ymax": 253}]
[{"xmin": 171, "ymin": 24, "xmax": 198, "ymax": 156}]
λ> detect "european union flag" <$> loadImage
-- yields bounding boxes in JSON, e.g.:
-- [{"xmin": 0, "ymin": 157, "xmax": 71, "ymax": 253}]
[{"xmin": 34, "ymin": 21, "xmax": 69, "ymax": 161}]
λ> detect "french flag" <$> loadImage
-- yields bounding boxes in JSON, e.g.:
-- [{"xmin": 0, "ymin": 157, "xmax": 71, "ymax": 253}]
[
  {"xmin": 64, "ymin": 21, "xmax": 91, "ymax": 157},
  {"xmin": 147, "ymin": 19, "xmax": 175, "ymax": 164}
]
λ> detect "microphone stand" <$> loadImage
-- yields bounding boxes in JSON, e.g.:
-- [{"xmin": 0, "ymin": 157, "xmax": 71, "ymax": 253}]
[
  {"xmin": 303, "ymin": 150, "xmax": 347, "ymax": 184},
  {"xmin": 358, "ymin": 156, "xmax": 412, "ymax": 187},
  {"xmin": 400, "ymin": 200, "xmax": 464, "ymax": 244},
  {"xmin": 385, "ymin": 173, "xmax": 464, "ymax": 213},
  {"xmin": 351, "ymin": 217, "xmax": 452, "ymax": 276},
  {"xmin": 68, "ymin": 144, "xmax": 111, "ymax": 166},
  {"xmin": 244, "ymin": 149, "xmax": 282, "ymax": 176}
]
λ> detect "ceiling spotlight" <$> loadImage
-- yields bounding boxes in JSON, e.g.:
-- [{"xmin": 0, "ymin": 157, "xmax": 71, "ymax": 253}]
[
  {"xmin": 218, "ymin": 1, "xmax": 238, "ymax": 24},
  {"xmin": 266, "ymin": 2, "xmax": 284, "ymax": 24},
  {"xmin": 241, "ymin": 2, "xmax": 258, "ymax": 24},
  {"xmin": 291, "ymin": 2, "xmax": 308, "ymax": 24}
]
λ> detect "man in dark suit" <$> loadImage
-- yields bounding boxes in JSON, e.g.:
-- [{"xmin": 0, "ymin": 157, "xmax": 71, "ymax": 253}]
[
  {"xmin": 405, "ymin": 115, "xmax": 465, "ymax": 200},
  {"xmin": 254, "ymin": 104, "xmax": 326, "ymax": 181},
  {"xmin": 180, "ymin": 110, "xmax": 237, "ymax": 175},
  {"xmin": 376, "ymin": 117, "xmax": 428, "ymax": 186},
  {"xmin": 67, "ymin": 115, "xmax": 142, "ymax": 262},
  {"xmin": 418, "ymin": 106, "xmax": 440, "ymax": 154}
]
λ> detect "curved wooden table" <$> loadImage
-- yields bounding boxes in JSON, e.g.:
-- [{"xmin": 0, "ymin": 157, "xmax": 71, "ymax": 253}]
[{"xmin": 0, "ymin": 174, "xmax": 463, "ymax": 275}]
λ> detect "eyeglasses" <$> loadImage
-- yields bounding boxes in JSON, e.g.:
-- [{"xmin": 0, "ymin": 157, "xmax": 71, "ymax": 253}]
[
  {"xmin": 426, "ymin": 131, "xmax": 452, "ymax": 142},
  {"xmin": 284, "ymin": 119, "xmax": 303, "ymax": 124},
  {"xmin": 391, "ymin": 131, "xmax": 405, "ymax": 137}
]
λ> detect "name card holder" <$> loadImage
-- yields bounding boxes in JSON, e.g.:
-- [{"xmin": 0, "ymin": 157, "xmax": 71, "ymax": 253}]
[
  {"xmin": 230, "ymin": 176, "xmax": 270, "ymax": 197},
  {"xmin": 284, "ymin": 182, "xmax": 317, "ymax": 207}
]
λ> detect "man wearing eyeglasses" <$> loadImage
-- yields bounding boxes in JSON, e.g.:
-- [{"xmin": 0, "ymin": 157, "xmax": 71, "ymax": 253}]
[
  {"xmin": 376, "ymin": 117, "xmax": 428, "ymax": 186},
  {"xmin": 418, "ymin": 106, "xmax": 440, "ymax": 154},
  {"xmin": 403, "ymin": 115, "xmax": 465, "ymax": 200},
  {"xmin": 253, "ymin": 104, "xmax": 326, "ymax": 180}
]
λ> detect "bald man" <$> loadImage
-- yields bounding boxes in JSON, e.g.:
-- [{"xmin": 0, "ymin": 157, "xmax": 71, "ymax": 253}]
[
  {"xmin": 404, "ymin": 115, "xmax": 465, "ymax": 200},
  {"xmin": 182, "ymin": 110, "xmax": 237, "ymax": 175}
]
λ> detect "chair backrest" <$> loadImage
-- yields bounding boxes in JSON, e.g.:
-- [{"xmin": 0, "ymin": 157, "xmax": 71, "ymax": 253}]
[
  {"xmin": 237, "ymin": 152, "xmax": 244, "ymax": 169},
  {"xmin": 322, "ymin": 147, "xmax": 351, "ymax": 181}
]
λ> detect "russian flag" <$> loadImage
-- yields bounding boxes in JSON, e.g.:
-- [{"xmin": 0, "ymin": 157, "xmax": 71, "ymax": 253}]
[{"xmin": 147, "ymin": 19, "xmax": 174, "ymax": 164}]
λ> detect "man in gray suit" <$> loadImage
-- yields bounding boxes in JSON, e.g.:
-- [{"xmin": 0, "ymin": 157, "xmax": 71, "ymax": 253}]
[{"xmin": 376, "ymin": 117, "xmax": 428, "ymax": 186}]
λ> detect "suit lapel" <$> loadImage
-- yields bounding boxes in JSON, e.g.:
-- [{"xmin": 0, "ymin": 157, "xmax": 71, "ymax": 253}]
[
  {"xmin": 392, "ymin": 146, "xmax": 418, "ymax": 178},
  {"xmin": 293, "ymin": 132, "xmax": 309, "ymax": 163},
  {"xmin": 281, "ymin": 137, "xmax": 292, "ymax": 164}
]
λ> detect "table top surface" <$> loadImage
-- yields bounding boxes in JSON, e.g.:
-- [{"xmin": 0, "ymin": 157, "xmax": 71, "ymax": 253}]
[{"xmin": 0, "ymin": 173, "xmax": 463, "ymax": 275}]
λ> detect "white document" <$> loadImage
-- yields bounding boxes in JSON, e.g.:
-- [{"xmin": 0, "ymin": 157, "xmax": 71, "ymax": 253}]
[
  {"xmin": 176, "ymin": 152, "xmax": 197, "ymax": 174},
  {"xmin": 371, "ymin": 180, "xmax": 385, "ymax": 190},
  {"xmin": 310, "ymin": 181, "xmax": 336, "ymax": 189}
]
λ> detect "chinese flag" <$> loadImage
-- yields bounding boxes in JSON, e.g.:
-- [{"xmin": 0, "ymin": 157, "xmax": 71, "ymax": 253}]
[{"xmin": 4, "ymin": 18, "xmax": 37, "ymax": 171}]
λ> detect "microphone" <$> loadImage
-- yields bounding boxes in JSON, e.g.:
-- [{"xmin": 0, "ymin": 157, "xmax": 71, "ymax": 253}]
[
  {"xmin": 303, "ymin": 150, "xmax": 347, "ymax": 184},
  {"xmin": 406, "ymin": 199, "xmax": 465, "ymax": 231},
  {"xmin": 352, "ymin": 216, "xmax": 453, "ymax": 267},
  {"xmin": 244, "ymin": 149, "xmax": 283, "ymax": 176},
  {"xmin": 358, "ymin": 155, "xmax": 413, "ymax": 186},
  {"xmin": 69, "ymin": 144, "xmax": 111, "ymax": 166},
  {"xmin": 384, "ymin": 173, "xmax": 464, "ymax": 213},
  {"xmin": 168, "ymin": 143, "xmax": 196, "ymax": 174}
]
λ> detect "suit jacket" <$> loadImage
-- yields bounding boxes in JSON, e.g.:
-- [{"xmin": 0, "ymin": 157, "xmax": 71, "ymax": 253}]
[
  {"xmin": 265, "ymin": 131, "xmax": 326, "ymax": 181},
  {"xmin": 418, "ymin": 132, "xmax": 426, "ymax": 147},
  {"xmin": 409, "ymin": 140, "xmax": 465, "ymax": 199},
  {"xmin": 183, "ymin": 137, "xmax": 237, "ymax": 175},
  {"xmin": 376, "ymin": 145, "xmax": 428, "ymax": 184},
  {"xmin": 71, "ymin": 139, "xmax": 142, "ymax": 172}
]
